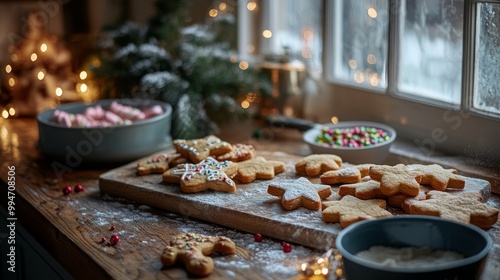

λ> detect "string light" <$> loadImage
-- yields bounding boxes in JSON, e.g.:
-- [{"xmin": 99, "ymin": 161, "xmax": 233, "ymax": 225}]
[
  {"xmin": 40, "ymin": 43, "xmax": 47, "ymax": 52},
  {"xmin": 2, "ymin": 110, "xmax": 8, "ymax": 119},
  {"xmin": 80, "ymin": 83, "xmax": 88, "ymax": 93},
  {"xmin": 331, "ymin": 116, "xmax": 339, "ymax": 124},
  {"xmin": 219, "ymin": 2, "xmax": 227, "ymax": 11},
  {"xmin": 262, "ymin": 30, "xmax": 272, "ymax": 38},
  {"xmin": 241, "ymin": 100, "xmax": 250, "ymax": 109},
  {"xmin": 37, "ymin": 70, "xmax": 45, "ymax": 80},
  {"xmin": 367, "ymin": 54, "xmax": 376, "ymax": 64},
  {"xmin": 348, "ymin": 59, "xmax": 357, "ymax": 69},
  {"xmin": 5, "ymin": 64, "xmax": 12, "ymax": 73},
  {"xmin": 8, "ymin": 107, "xmax": 15, "ymax": 116},
  {"xmin": 238, "ymin": 61, "xmax": 249, "ymax": 70},
  {"xmin": 8, "ymin": 78, "xmax": 15, "ymax": 87},
  {"xmin": 368, "ymin": 7, "xmax": 378, "ymax": 18},
  {"xmin": 30, "ymin": 53, "xmax": 38, "ymax": 62},
  {"xmin": 209, "ymin": 8, "xmax": 218, "ymax": 17},
  {"xmin": 247, "ymin": 1, "xmax": 257, "ymax": 11},
  {"xmin": 79, "ymin": 70, "xmax": 88, "ymax": 80},
  {"xmin": 11, "ymin": 53, "xmax": 18, "ymax": 62},
  {"xmin": 55, "ymin": 87, "xmax": 63, "ymax": 97}
]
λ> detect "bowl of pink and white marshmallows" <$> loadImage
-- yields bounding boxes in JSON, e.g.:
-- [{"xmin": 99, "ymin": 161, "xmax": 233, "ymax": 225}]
[
  {"xmin": 303, "ymin": 121, "xmax": 396, "ymax": 164},
  {"xmin": 37, "ymin": 99, "xmax": 172, "ymax": 164}
]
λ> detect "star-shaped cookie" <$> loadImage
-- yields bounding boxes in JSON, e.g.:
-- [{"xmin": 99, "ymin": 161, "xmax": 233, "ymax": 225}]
[
  {"xmin": 235, "ymin": 156, "xmax": 285, "ymax": 183},
  {"xmin": 369, "ymin": 164, "xmax": 422, "ymax": 197},
  {"xmin": 136, "ymin": 153, "xmax": 186, "ymax": 175},
  {"xmin": 321, "ymin": 195, "xmax": 392, "ymax": 228},
  {"xmin": 174, "ymin": 135, "xmax": 233, "ymax": 163},
  {"xmin": 409, "ymin": 190, "xmax": 499, "ymax": 229},
  {"xmin": 320, "ymin": 167, "xmax": 363, "ymax": 185},
  {"xmin": 162, "ymin": 157, "xmax": 238, "ymax": 193},
  {"xmin": 338, "ymin": 179, "xmax": 386, "ymax": 200},
  {"xmin": 217, "ymin": 143, "xmax": 255, "ymax": 162},
  {"xmin": 295, "ymin": 154, "xmax": 343, "ymax": 176},
  {"xmin": 267, "ymin": 177, "xmax": 332, "ymax": 210},
  {"xmin": 408, "ymin": 164, "xmax": 465, "ymax": 191}
]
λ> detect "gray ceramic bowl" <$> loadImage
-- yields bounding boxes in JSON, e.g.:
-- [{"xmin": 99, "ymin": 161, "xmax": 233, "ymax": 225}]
[
  {"xmin": 303, "ymin": 121, "xmax": 396, "ymax": 164},
  {"xmin": 336, "ymin": 216, "xmax": 492, "ymax": 280},
  {"xmin": 37, "ymin": 99, "xmax": 172, "ymax": 164}
]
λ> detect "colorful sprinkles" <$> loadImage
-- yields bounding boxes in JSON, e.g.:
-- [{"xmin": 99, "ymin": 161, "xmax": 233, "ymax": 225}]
[{"xmin": 315, "ymin": 126, "xmax": 391, "ymax": 148}]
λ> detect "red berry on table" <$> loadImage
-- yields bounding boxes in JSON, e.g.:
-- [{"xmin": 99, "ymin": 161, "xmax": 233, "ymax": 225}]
[
  {"xmin": 109, "ymin": 234, "xmax": 120, "ymax": 246},
  {"xmin": 110, "ymin": 225, "xmax": 116, "ymax": 231},
  {"xmin": 100, "ymin": 237, "xmax": 106, "ymax": 243},
  {"xmin": 282, "ymin": 243, "xmax": 292, "ymax": 253},
  {"xmin": 74, "ymin": 184, "xmax": 85, "ymax": 193},
  {"xmin": 62, "ymin": 185, "xmax": 72, "ymax": 195},
  {"xmin": 254, "ymin": 233, "xmax": 263, "ymax": 242}
]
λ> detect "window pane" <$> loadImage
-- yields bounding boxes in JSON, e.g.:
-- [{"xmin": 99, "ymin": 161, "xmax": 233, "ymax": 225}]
[
  {"xmin": 331, "ymin": 0, "xmax": 389, "ymax": 88},
  {"xmin": 398, "ymin": 0, "xmax": 463, "ymax": 104},
  {"xmin": 474, "ymin": 2, "xmax": 500, "ymax": 115}
]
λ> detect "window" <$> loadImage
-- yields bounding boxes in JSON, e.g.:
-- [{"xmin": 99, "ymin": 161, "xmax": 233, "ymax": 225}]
[
  {"xmin": 324, "ymin": 0, "xmax": 500, "ymax": 161},
  {"xmin": 238, "ymin": 0, "xmax": 500, "ymax": 161}
]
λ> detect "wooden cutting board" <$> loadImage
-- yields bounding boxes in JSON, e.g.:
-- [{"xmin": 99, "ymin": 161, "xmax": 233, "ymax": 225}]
[{"xmin": 99, "ymin": 150, "xmax": 492, "ymax": 250}]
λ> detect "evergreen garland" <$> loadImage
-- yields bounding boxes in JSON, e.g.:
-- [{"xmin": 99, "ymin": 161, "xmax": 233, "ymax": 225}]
[{"xmin": 90, "ymin": 0, "xmax": 271, "ymax": 139}]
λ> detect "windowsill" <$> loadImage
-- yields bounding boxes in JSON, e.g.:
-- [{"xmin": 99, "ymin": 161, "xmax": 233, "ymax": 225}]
[{"xmin": 387, "ymin": 139, "xmax": 500, "ymax": 195}]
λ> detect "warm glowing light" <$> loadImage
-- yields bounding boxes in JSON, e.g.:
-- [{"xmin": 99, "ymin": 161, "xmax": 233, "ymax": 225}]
[
  {"xmin": 262, "ymin": 30, "xmax": 272, "ymax": 38},
  {"xmin": 367, "ymin": 54, "xmax": 377, "ymax": 64},
  {"xmin": 369, "ymin": 73, "xmax": 380, "ymax": 86},
  {"xmin": 230, "ymin": 55, "xmax": 238, "ymax": 63},
  {"xmin": 55, "ymin": 87, "xmax": 63, "ymax": 96},
  {"xmin": 348, "ymin": 59, "xmax": 357, "ymax": 69},
  {"xmin": 219, "ymin": 2, "xmax": 227, "ymax": 10},
  {"xmin": 303, "ymin": 29, "xmax": 314, "ymax": 40},
  {"xmin": 247, "ymin": 1, "xmax": 257, "ymax": 11},
  {"xmin": 8, "ymin": 108, "xmax": 15, "ymax": 116},
  {"xmin": 246, "ymin": 92, "xmax": 256, "ymax": 102},
  {"xmin": 80, "ymin": 83, "xmax": 88, "ymax": 92},
  {"xmin": 79, "ymin": 71, "xmax": 88, "ymax": 80},
  {"xmin": 40, "ymin": 43, "xmax": 48, "ymax": 52},
  {"xmin": 209, "ymin": 8, "xmax": 218, "ymax": 17},
  {"xmin": 354, "ymin": 70, "xmax": 365, "ymax": 83},
  {"xmin": 30, "ymin": 53, "xmax": 38, "ymax": 62},
  {"xmin": 2, "ymin": 110, "xmax": 8, "ymax": 119},
  {"xmin": 8, "ymin": 78, "xmax": 15, "ymax": 87},
  {"xmin": 368, "ymin": 7, "xmax": 378, "ymax": 18},
  {"xmin": 247, "ymin": 44, "xmax": 255, "ymax": 53},
  {"xmin": 11, "ymin": 53, "xmax": 18, "ymax": 62},
  {"xmin": 241, "ymin": 100, "xmax": 250, "ymax": 109},
  {"xmin": 239, "ymin": 61, "xmax": 249, "ymax": 70},
  {"xmin": 37, "ymin": 70, "xmax": 45, "ymax": 80},
  {"xmin": 5, "ymin": 64, "xmax": 12, "ymax": 73},
  {"xmin": 331, "ymin": 116, "xmax": 339, "ymax": 124}
]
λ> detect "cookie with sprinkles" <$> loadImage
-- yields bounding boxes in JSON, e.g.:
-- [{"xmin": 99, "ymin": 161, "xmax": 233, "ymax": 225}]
[
  {"xmin": 161, "ymin": 232, "xmax": 236, "ymax": 276},
  {"xmin": 217, "ymin": 143, "xmax": 255, "ymax": 162},
  {"xmin": 136, "ymin": 153, "xmax": 186, "ymax": 176},
  {"xmin": 267, "ymin": 177, "xmax": 332, "ymax": 210},
  {"xmin": 174, "ymin": 135, "xmax": 233, "ymax": 163},
  {"xmin": 162, "ymin": 157, "xmax": 238, "ymax": 193}
]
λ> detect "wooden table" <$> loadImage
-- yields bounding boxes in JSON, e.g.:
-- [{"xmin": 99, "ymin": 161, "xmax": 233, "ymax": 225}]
[{"xmin": 0, "ymin": 118, "xmax": 499, "ymax": 280}]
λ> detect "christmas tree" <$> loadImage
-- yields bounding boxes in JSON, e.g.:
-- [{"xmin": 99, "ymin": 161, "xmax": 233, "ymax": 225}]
[{"xmin": 90, "ymin": 0, "xmax": 271, "ymax": 138}]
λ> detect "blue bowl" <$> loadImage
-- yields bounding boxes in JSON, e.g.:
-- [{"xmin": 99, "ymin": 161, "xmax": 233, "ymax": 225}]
[
  {"xmin": 336, "ymin": 216, "xmax": 492, "ymax": 280},
  {"xmin": 37, "ymin": 99, "xmax": 172, "ymax": 164}
]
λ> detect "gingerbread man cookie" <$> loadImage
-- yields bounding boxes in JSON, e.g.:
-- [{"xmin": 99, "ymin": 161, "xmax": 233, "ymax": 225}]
[
  {"xmin": 161, "ymin": 232, "xmax": 236, "ymax": 276},
  {"xmin": 235, "ymin": 156, "xmax": 286, "ymax": 183},
  {"xmin": 409, "ymin": 190, "xmax": 499, "ymax": 229},
  {"xmin": 321, "ymin": 195, "xmax": 392, "ymax": 228},
  {"xmin": 217, "ymin": 143, "xmax": 255, "ymax": 162},
  {"xmin": 137, "ymin": 153, "xmax": 186, "ymax": 175},
  {"xmin": 408, "ymin": 164, "xmax": 465, "ymax": 191},
  {"xmin": 295, "ymin": 154, "xmax": 343, "ymax": 177},
  {"xmin": 267, "ymin": 177, "xmax": 332, "ymax": 210},
  {"xmin": 162, "ymin": 157, "xmax": 238, "ymax": 193},
  {"xmin": 174, "ymin": 135, "xmax": 233, "ymax": 163},
  {"xmin": 369, "ymin": 164, "xmax": 422, "ymax": 197}
]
